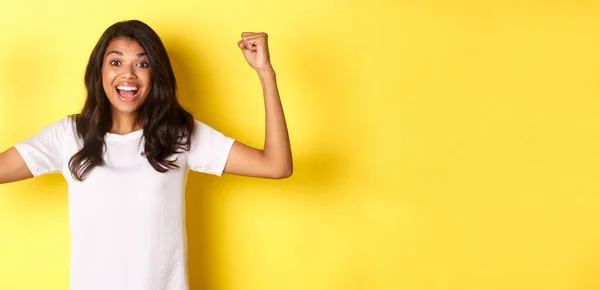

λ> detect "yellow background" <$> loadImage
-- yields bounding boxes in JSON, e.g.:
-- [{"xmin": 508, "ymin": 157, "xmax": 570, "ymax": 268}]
[{"xmin": 1, "ymin": 0, "xmax": 600, "ymax": 289}]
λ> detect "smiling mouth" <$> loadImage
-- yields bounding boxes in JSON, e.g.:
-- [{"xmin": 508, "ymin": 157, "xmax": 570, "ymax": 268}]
[{"xmin": 116, "ymin": 85, "xmax": 140, "ymax": 102}]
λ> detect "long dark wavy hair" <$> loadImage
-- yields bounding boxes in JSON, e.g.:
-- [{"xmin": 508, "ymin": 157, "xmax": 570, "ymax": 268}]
[{"xmin": 69, "ymin": 20, "xmax": 194, "ymax": 181}]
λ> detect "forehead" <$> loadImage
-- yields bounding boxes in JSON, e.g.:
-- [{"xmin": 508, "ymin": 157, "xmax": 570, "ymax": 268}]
[{"xmin": 105, "ymin": 38, "xmax": 146, "ymax": 56}]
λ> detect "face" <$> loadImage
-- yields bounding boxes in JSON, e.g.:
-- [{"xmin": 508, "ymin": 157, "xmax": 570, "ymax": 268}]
[{"xmin": 102, "ymin": 37, "xmax": 152, "ymax": 116}]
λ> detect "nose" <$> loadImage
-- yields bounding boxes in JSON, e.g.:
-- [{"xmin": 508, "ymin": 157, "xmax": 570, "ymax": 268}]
[{"xmin": 121, "ymin": 64, "xmax": 137, "ymax": 80}]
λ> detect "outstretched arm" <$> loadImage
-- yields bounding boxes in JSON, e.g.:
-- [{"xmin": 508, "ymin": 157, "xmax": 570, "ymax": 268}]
[
  {"xmin": 0, "ymin": 147, "xmax": 33, "ymax": 184},
  {"xmin": 223, "ymin": 32, "xmax": 293, "ymax": 179}
]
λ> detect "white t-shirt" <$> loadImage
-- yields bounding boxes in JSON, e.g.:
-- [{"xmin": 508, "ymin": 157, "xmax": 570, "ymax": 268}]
[{"xmin": 14, "ymin": 117, "xmax": 235, "ymax": 290}]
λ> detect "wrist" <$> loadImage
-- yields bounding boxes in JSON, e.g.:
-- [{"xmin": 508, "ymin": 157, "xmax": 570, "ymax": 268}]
[{"xmin": 256, "ymin": 65, "xmax": 276, "ymax": 78}]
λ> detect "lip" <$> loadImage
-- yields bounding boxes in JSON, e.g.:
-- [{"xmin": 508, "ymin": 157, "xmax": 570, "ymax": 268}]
[
  {"xmin": 114, "ymin": 82, "xmax": 141, "ymax": 103},
  {"xmin": 116, "ymin": 89, "xmax": 140, "ymax": 102}
]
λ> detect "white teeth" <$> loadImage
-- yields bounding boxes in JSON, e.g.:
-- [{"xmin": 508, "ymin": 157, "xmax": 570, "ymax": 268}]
[{"xmin": 117, "ymin": 86, "xmax": 139, "ymax": 91}]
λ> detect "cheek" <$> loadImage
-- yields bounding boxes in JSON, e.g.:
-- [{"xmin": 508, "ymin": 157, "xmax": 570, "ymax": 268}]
[
  {"xmin": 142, "ymin": 71, "xmax": 153, "ymax": 92},
  {"xmin": 101, "ymin": 67, "xmax": 114, "ymax": 90}
]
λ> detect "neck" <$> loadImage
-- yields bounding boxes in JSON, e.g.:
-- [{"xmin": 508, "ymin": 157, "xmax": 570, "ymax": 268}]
[{"xmin": 110, "ymin": 111, "xmax": 142, "ymax": 135}]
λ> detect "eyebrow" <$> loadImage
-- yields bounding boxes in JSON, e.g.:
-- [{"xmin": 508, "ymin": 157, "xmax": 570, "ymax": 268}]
[{"xmin": 106, "ymin": 50, "xmax": 147, "ymax": 57}]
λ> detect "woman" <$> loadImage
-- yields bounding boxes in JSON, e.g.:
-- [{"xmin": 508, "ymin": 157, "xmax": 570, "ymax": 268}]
[{"xmin": 0, "ymin": 20, "xmax": 292, "ymax": 290}]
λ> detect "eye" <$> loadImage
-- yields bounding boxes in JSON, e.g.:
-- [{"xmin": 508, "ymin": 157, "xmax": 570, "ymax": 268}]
[
  {"xmin": 137, "ymin": 62, "xmax": 150, "ymax": 68},
  {"xmin": 109, "ymin": 60, "xmax": 121, "ymax": 66}
]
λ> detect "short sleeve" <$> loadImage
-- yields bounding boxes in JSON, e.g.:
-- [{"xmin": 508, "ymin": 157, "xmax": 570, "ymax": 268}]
[
  {"xmin": 14, "ymin": 118, "xmax": 72, "ymax": 177},
  {"xmin": 187, "ymin": 121, "xmax": 235, "ymax": 176}
]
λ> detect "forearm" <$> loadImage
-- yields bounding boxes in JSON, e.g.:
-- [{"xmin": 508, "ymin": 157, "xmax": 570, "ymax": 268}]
[{"xmin": 257, "ymin": 68, "xmax": 293, "ymax": 175}]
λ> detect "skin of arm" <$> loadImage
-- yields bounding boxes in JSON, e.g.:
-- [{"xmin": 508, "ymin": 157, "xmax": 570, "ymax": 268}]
[
  {"xmin": 0, "ymin": 147, "xmax": 33, "ymax": 184},
  {"xmin": 0, "ymin": 32, "xmax": 292, "ymax": 184},
  {"xmin": 223, "ymin": 32, "xmax": 293, "ymax": 179}
]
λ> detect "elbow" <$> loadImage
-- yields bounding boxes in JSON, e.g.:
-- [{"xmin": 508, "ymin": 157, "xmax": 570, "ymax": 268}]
[
  {"xmin": 261, "ymin": 153, "xmax": 293, "ymax": 179},
  {"xmin": 270, "ymin": 165, "xmax": 293, "ymax": 179}
]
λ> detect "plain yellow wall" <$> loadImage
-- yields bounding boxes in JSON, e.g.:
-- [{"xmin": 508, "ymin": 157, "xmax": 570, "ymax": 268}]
[{"xmin": 2, "ymin": 0, "xmax": 600, "ymax": 289}]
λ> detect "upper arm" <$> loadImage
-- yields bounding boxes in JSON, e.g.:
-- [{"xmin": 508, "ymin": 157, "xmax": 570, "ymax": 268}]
[
  {"xmin": 1, "ymin": 118, "xmax": 70, "ymax": 183},
  {"xmin": 223, "ymin": 141, "xmax": 292, "ymax": 179},
  {"xmin": 187, "ymin": 121, "xmax": 291, "ymax": 179},
  {"xmin": 187, "ymin": 121, "xmax": 235, "ymax": 176},
  {"xmin": 0, "ymin": 147, "xmax": 34, "ymax": 184}
]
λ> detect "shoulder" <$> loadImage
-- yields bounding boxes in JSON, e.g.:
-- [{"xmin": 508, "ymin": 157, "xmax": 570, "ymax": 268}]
[
  {"xmin": 62, "ymin": 115, "xmax": 76, "ymax": 128},
  {"xmin": 192, "ymin": 120, "xmax": 211, "ymax": 133},
  {"xmin": 32, "ymin": 116, "xmax": 80, "ymax": 143},
  {"xmin": 188, "ymin": 120, "xmax": 234, "ymax": 149},
  {"xmin": 57, "ymin": 115, "xmax": 77, "ymax": 136},
  {"xmin": 32, "ymin": 115, "xmax": 76, "ymax": 136},
  {"xmin": 190, "ymin": 120, "xmax": 228, "ymax": 139}
]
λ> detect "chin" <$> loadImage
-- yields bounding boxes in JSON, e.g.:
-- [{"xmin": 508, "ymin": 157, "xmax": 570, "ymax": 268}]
[
  {"xmin": 115, "ymin": 107, "xmax": 141, "ymax": 114},
  {"xmin": 108, "ymin": 100, "xmax": 144, "ymax": 115}
]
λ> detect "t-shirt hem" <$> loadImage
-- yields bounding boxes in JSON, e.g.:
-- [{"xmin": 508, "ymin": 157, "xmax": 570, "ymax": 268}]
[
  {"xmin": 13, "ymin": 143, "xmax": 43, "ymax": 178},
  {"xmin": 212, "ymin": 138, "xmax": 235, "ymax": 176}
]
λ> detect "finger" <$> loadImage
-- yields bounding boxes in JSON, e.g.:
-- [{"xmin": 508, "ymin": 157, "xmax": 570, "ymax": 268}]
[
  {"xmin": 242, "ymin": 33, "xmax": 267, "ymax": 43},
  {"xmin": 242, "ymin": 32, "xmax": 262, "ymax": 38},
  {"xmin": 244, "ymin": 40, "xmax": 258, "ymax": 51},
  {"xmin": 242, "ymin": 36, "xmax": 266, "ymax": 50},
  {"xmin": 241, "ymin": 32, "xmax": 253, "ymax": 46},
  {"xmin": 238, "ymin": 40, "xmax": 255, "ymax": 51}
]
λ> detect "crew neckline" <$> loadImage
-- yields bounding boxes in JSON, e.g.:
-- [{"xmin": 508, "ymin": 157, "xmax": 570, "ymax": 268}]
[{"xmin": 105, "ymin": 129, "xmax": 144, "ymax": 141}]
